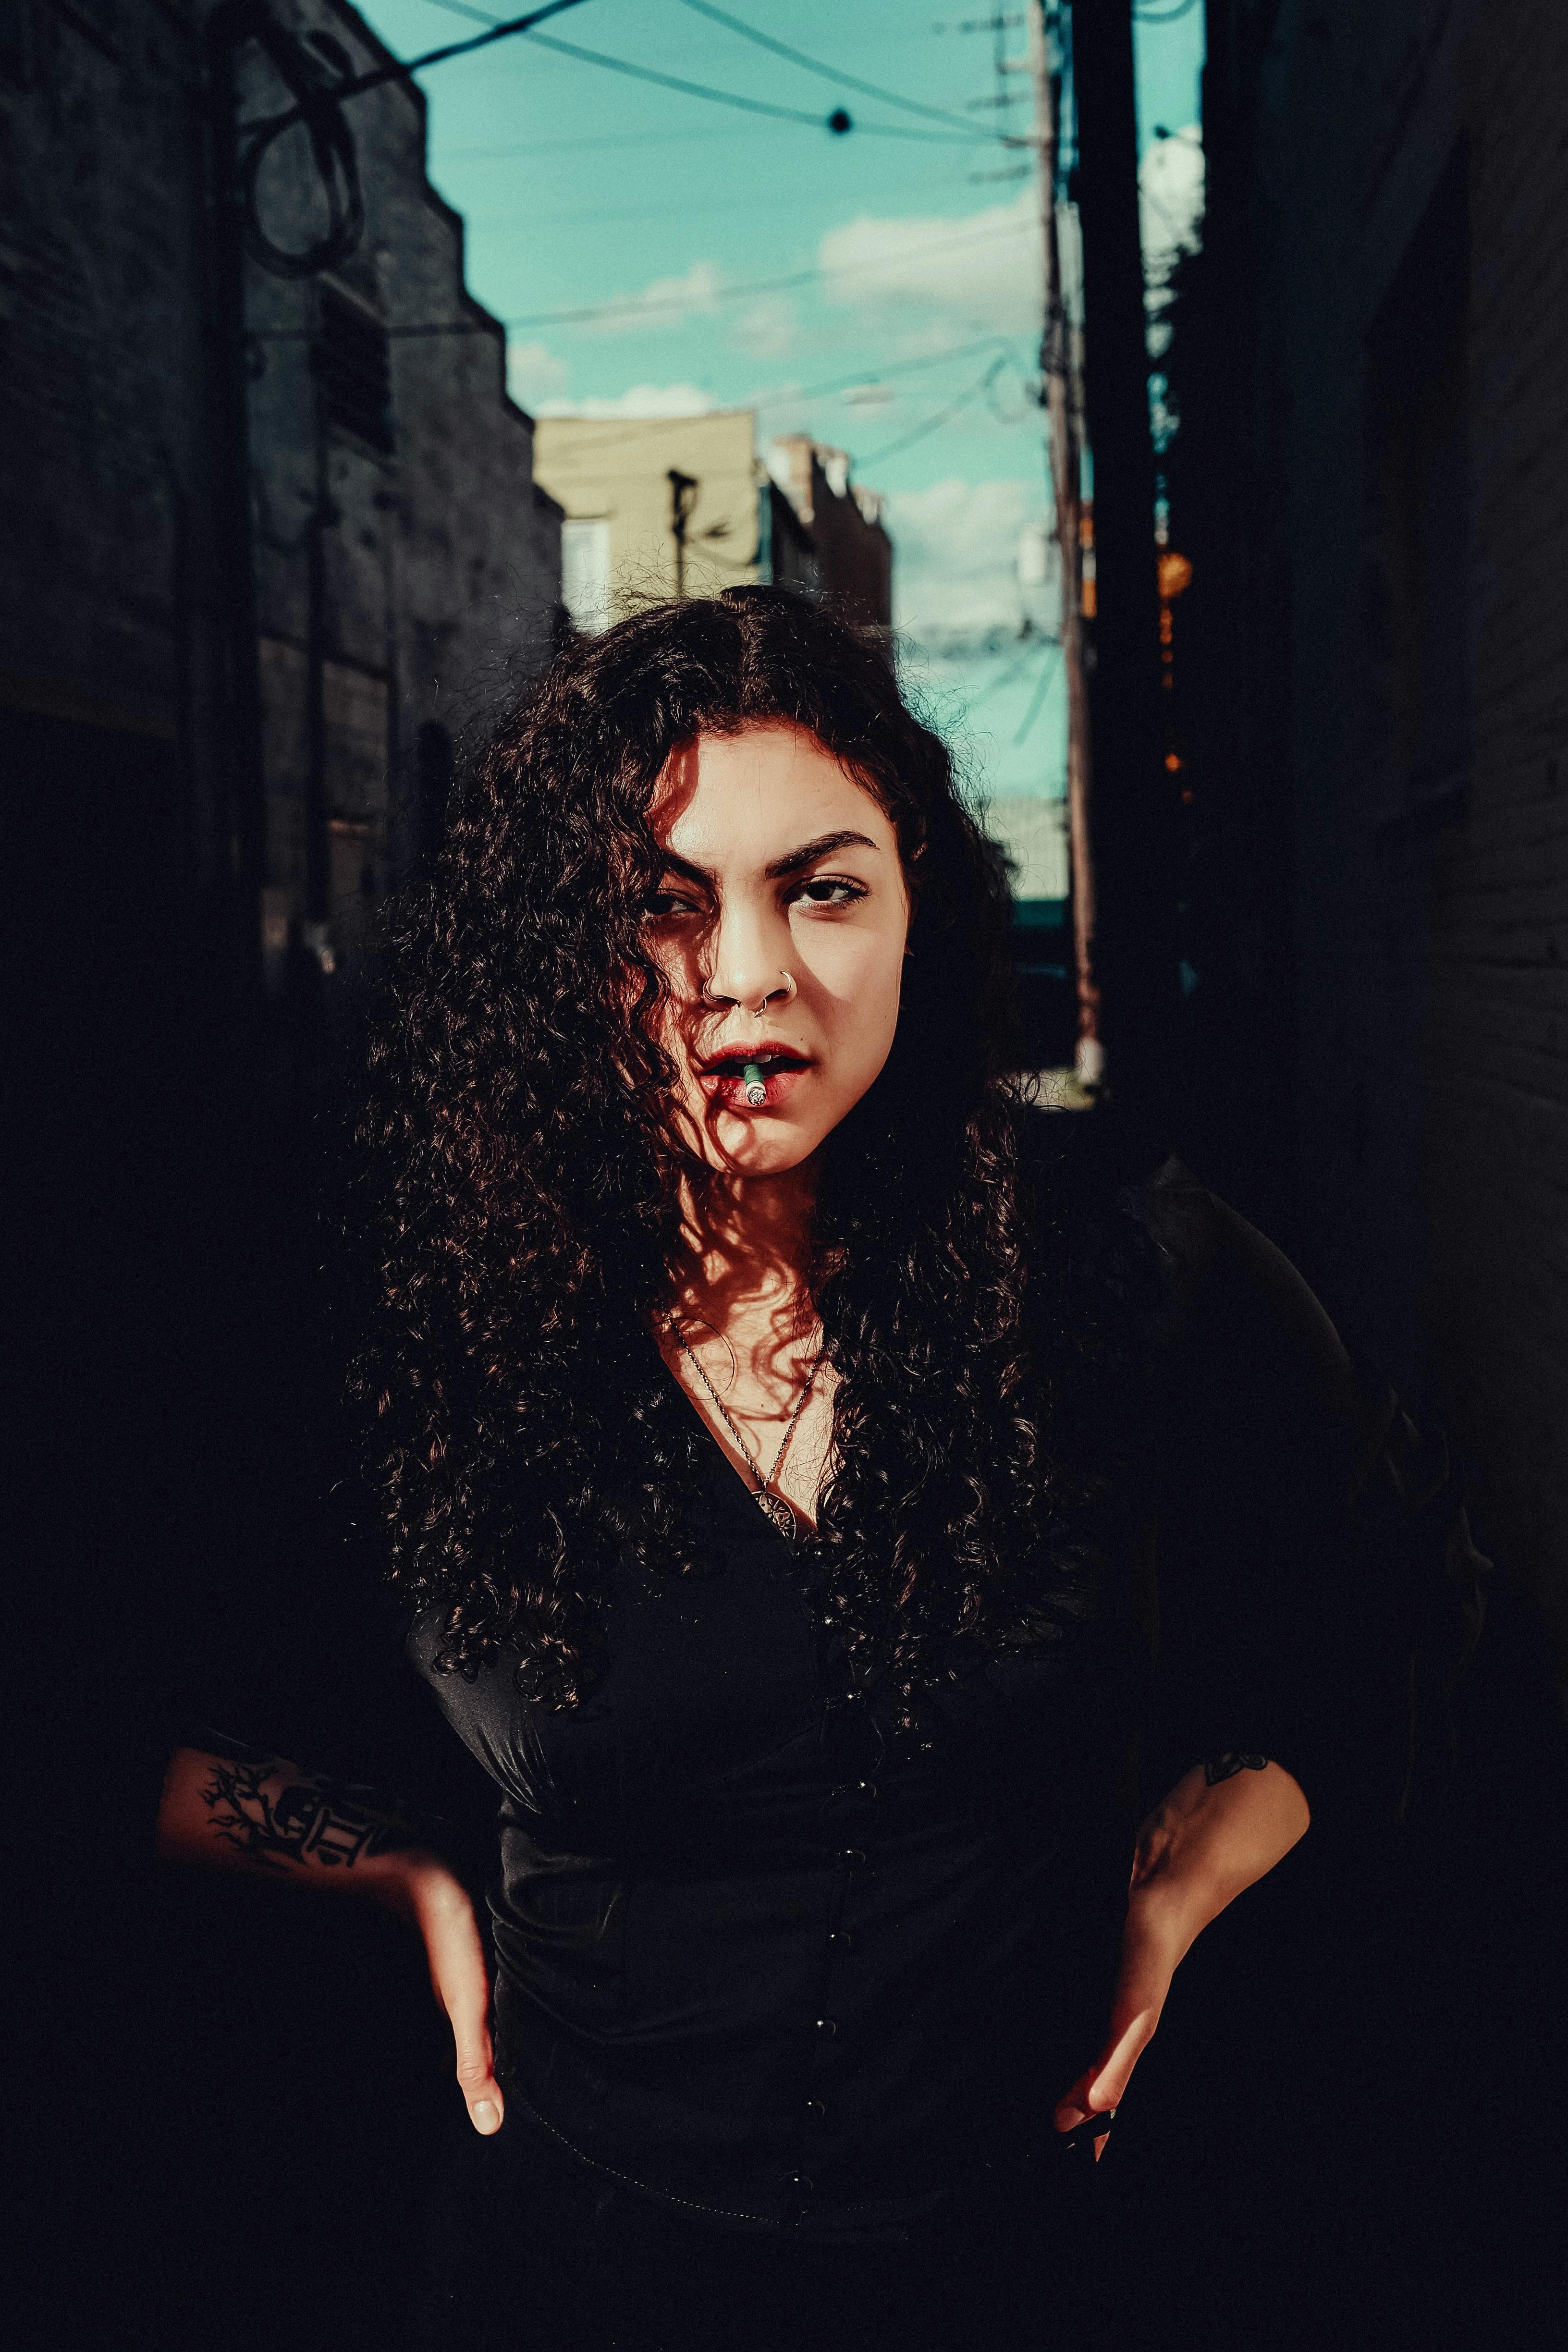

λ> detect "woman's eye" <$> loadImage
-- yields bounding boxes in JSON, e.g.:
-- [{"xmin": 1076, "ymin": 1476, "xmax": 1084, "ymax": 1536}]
[
  {"xmin": 791, "ymin": 877, "xmax": 867, "ymax": 910},
  {"xmin": 641, "ymin": 892, "xmax": 701, "ymax": 921}
]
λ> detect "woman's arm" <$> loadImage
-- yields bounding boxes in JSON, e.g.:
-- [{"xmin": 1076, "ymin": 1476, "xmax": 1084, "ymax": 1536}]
[
  {"xmin": 157, "ymin": 1744, "xmax": 505, "ymax": 2134},
  {"xmin": 1054, "ymin": 1757, "xmax": 1311, "ymax": 2154}
]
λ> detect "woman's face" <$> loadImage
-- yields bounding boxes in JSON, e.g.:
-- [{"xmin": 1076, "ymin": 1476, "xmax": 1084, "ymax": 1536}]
[{"xmin": 643, "ymin": 723, "xmax": 912, "ymax": 1177}]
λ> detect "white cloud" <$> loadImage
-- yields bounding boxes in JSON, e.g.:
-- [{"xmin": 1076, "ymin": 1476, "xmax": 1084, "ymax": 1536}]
[
  {"xmin": 888, "ymin": 475, "xmax": 1041, "ymax": 641},
  {"xmin": 505, "ymin": 340, "xmax": 570, "ymax": 411},
  {"xmin": 818, "ymin": 193, "xmax": 1041, "ymax": 334},
  {"xmin": 1139, "ymin": 127, "xmax": 1204, "ymax": 283},
  {"xmin": 533, "ymin": 383, "xmax": 719, "ymax": 420},
  {"xmin": 731, "ymin": 293, "xmax": 800, "ymax": 360},
  {"xmin": 574, "ymin": 258, "xmax": 722, "ymax": 339}
]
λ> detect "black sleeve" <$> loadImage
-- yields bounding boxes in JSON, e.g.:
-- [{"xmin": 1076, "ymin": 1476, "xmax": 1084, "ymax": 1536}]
[
  {"xmin": 1131, "ymin": 1162, "xmax": 1490, "ymax": 1820},
  {"xmin": 153, "ymin": 1481, "xmax": 499, "ymax": 1876}
]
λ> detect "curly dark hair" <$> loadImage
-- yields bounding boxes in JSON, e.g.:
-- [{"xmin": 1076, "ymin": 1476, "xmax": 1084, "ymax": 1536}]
[{"xmin": 362, "ymin": 586, "xmax": 1140, "ymax": 1726}]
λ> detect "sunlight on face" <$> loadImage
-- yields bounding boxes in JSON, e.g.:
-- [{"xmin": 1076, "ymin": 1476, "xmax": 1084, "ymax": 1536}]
[{"xmin": 644, "ymin": 724, "xmax": 912, "ymax": 1178}]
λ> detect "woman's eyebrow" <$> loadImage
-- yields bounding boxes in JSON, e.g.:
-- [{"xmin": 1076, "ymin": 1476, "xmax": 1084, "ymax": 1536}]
[
  {"xmin": 653, "ymin": 849, "xmax": 714, "ymax": 888},
  {"xmin": 653, "ymin": 829, "xmax": 881, "ymax": 886},
  {"xmin": 763, "ymin": 830, "xmax": 880, "ymax": 879}
]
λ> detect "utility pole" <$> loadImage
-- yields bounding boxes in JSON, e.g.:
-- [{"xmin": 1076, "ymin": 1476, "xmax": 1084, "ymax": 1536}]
[
  {"xmin": 1069, "ymin": 0, "xmax": 1180, "ymax": 1124},
  {"xmin": 1025, "ymin": 0, "xmax": 1100, "ymax": 1088},
  {"xmin": 669, "ymin": 469, "xmax": 699, "ymax": 599}
]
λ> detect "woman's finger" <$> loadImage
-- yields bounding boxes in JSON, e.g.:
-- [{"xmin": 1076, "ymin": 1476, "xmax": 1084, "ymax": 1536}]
[
  {"xmin": 1052, "ymin": 2000, "xmax": 1163, "ymax": 2157},
  {"xmin": 1053, "ymin": 1905, "xmax": 1180, "ymax": 2138},
  {"xmin": 441, "ymin": 1956, "xmax": 504, "ymax": 2133},
  {"xmin": 417, "ymin": 1876, "xmax": 506, "ymax": 2134},
  {"xmin": 1085, "ymin": 2003, "xmax": 1161, "ymax": 2112}
]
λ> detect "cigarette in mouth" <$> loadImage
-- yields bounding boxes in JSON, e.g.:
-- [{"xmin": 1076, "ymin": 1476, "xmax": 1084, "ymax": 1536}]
[{"xmin": 742, "ymin": 1061, "xmax": 767, "ymax": 1107}]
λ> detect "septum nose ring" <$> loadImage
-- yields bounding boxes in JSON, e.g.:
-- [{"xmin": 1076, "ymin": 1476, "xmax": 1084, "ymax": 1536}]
[{"xmin": 701, "ymin": 968, "xmax": 797, "ymax": 1014}]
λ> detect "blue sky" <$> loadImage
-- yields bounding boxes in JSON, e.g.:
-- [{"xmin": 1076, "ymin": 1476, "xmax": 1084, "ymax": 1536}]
[{"xmin": 358, "ymin": 0, "xmax": 1204, "ymax": 830}]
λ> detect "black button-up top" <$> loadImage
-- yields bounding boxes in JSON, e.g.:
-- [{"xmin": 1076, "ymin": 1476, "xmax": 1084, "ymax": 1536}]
[
  {"xmin": 405, "ymin": 1162, "xmax": 1487, "ymax": 2242},
  {"xmin": 410, "ymin": 1447, "xmax": 1134, "ymax": 2240}
]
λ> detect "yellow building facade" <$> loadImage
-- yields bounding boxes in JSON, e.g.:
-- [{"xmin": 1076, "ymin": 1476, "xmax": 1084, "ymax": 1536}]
[{"xmin": 533, "ymin": 410, "xmax": 763, "ymax": 626}]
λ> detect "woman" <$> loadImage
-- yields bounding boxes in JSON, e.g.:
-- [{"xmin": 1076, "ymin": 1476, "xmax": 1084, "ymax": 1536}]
[{"xmin": 158, "ymin": 588, "xmax": 1477, "ymax": 2351}]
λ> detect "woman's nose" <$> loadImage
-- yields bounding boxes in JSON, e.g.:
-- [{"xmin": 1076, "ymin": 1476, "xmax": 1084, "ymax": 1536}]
[{"xmin": 703, "ymin": 903, "xmax": 794, "ymax": 1015}]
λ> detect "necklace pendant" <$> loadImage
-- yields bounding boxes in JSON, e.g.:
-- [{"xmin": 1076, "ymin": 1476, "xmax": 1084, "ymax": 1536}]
[{"xmin": 754, "ymin": 1487, "xmax": 799, "ymax": 1542}]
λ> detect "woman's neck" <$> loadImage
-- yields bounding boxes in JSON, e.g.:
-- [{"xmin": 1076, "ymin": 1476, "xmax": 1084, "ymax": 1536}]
[{"xmin": 668, "ymin": 1157, "xmax": 820, "ymax": 1335}]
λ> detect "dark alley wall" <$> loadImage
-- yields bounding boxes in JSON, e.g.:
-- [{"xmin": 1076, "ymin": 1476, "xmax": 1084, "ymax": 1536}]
[{"xmin": 1178, "ymin": 0, "xmax": 1568, "ymax": 1673}]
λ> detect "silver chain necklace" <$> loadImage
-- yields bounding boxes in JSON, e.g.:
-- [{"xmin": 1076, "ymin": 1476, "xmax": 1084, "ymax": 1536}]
[{"xmin": 669, "ymin": 1322, "xmax": 824, "ymax": 1542}]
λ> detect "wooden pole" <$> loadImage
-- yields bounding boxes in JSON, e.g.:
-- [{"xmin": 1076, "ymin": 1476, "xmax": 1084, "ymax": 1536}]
[
  {"xmin": 1027, "ymin": 0, "xmax": 1101, "ymax": 1086},
  {"xmin": 1070, "ymin": 0, "xmax": 1180, "ymax": 1121}
]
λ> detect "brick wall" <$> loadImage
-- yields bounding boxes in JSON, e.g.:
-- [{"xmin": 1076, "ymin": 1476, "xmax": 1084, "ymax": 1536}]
[
  {"xmin": 0, "ymin": 0, "xmax": 223, "ymax": 798},
  {"xmin": 2, "ymin": 0, "xmax": 561, "ymax": 1002},
  {"xmin": 237, "ymin": 0, "xmax": 561, "ymax": 981},
  {"xmin": 1207, "ymin": 0, "xmax": 1568, "ymax": 1661}
]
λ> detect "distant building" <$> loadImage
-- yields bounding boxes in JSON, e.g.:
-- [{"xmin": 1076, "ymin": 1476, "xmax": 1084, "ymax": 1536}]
[
  {"xmin": 536, "ymin": 410, "xmax": 763, "ymax": 618},
  {"xmin": 535, "ymin": 412, "xmax": 891, "ymax": 634},
  {"xmin": 2, "ymin": 0, "xmax": 562, "ymax": 1020},
  {"xmin": 765, "ymin": 436, "xmax": 893, "ymax": 633}
]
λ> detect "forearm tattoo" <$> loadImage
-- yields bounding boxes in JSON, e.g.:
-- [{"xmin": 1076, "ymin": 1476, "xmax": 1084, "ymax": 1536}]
[
  {"xmin": 1203, "ymin": 1752, "xmax": 1269, "ymax": 1787},
  {"xmin": 200, "ymin": 1757, "xmax": 415, "ymax": 1872}
]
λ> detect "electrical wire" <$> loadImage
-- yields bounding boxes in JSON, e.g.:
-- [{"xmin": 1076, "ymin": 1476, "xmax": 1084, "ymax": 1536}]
[
  {"xmin": 412, "ymin": 0, "xmax": 992, "ymax": 142},
  {"xmin": 673, "ymin": 0, "xmax": 992, "ymax": 138},
  {"xmin": 435, "ymin": 124, "xmax": 788, "ymax": 158},
  {"xmin": 854, "ymin": 356, "xmax": 1012, "ymax": 468},
  {"xmin": 1012, "ymin": 642, "xmax": 1062, "ymax": 746},
  {"xmin": 467, "ymin": 174, "xmax": 977, "ymax": 229},
  {"xmin": 503, "ymin": 339, "xmax": 1030, "ymax": 465},
  {"xmin": 957, "ymin": 634, "xmax": 1059, "ymax": 714},
  {"xmin": 231, "ymin": 0, "xmax": 600, "ymax": 281},
  {"xmin": 235, "ymin": 18, "xmax": 365, "ymax": 279},
  {"xmin": 237, "ymin": 0, "xmax": 597, "ymax": 140},
  {"xmin": 523, "ymin": 28, "xmax": 986, "ymax": 139},
  {"xmin": 499, "ymin": 213, "xmax": 1037, "ymax": 330}
]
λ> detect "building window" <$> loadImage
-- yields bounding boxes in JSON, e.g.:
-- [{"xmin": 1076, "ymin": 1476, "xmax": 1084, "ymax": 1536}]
[
  {"xmin": 561, "ymin": 518, "xmax": 612, "ymax": 633},
  {"xmin": 316, "ymin": 284, "xmax": 394, "ymax": 454}
]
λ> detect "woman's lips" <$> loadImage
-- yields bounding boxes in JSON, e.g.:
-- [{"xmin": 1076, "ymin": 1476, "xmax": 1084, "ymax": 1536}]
[{"xmin": 697, "ymin": 1057, "xmax": 812, "ymax": 1110}]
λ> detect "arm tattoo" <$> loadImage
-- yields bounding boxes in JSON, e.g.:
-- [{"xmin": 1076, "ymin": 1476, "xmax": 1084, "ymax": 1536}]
[
  {"xmin": 200, "ymin": 1757, "xmax": 415, "ymax": 1872},
  {"xmin": 1203, "ymin": 1752, "xmax": 1268, "ymax": 1787}
]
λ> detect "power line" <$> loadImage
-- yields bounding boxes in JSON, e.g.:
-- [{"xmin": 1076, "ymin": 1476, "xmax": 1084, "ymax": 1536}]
[
  {"xmin": 673, "ymin": 0, "xmax": 992, "ymax": 138},
  {"xmin": 500, "ymin": 213, "xmax": 1037, "ymax": 330},
  {"xmin": 434, "ymin": 125, "xmax": 788, "ymax": 158},
  {"xmin": 854, "ymin": 358, "xmax": 1013, "ymax": 467},
  {"xmin": 412, "ymin": 0, "xmax": 991, "ymax": 143},
  {"xmin": 958, "ymin": 635, "xmax": 1060, "ymax": 713},
  {"xmin": 509, "ymin": 337, "xmax": 1028, "ymax": 463},
  {"xmin": 536, "ymin": 336, "xmax": 1024, "ymax": 417},
  {"xmin": 467, "ymin": 175, "xmax": 979, "ymax": 229},
  {"xmin": 237, "ymin": 0, "xmax": 598, "ymax": 137},
  {"xmin": 524, "ymin": 28, "xmax": 984, "ymax": 138},
  {"xmin": 1012, "ymin": 640, "xmax": 1063, "ymax": 745}
]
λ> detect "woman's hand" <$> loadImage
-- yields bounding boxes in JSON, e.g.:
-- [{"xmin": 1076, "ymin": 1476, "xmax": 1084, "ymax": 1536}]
[
  {"xmin": 392, "ymin": 1859, "xmax": 507, "ymax": 2136},
  {"xmin": 1054, "ymin": 1759, "xmax": 1311, "ymax": 2158},
  {"xmin": 1053, "ymin": 1901, "xmax": 1183, "ymax": 2158},
  {"xmin": 158, "ymin": 1747, "xmax": 505, "ymax": 2134}
]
